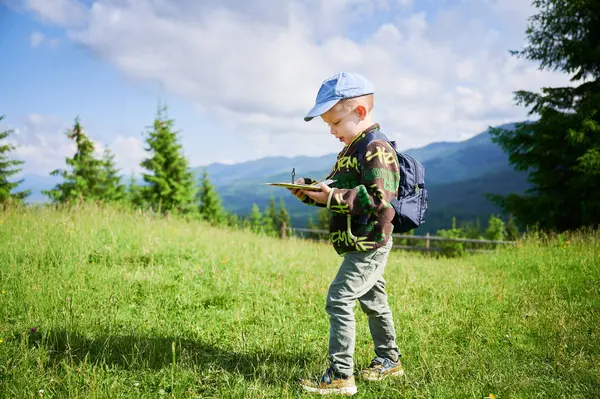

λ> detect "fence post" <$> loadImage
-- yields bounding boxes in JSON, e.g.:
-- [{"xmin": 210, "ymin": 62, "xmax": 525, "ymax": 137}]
[
  {"xmin": 280, "ymin": 222, "xmax": 287, "ymax": 239},
  {"xmin": 425, "ymin": 232, "xmax": 430, "ymax": 253}
]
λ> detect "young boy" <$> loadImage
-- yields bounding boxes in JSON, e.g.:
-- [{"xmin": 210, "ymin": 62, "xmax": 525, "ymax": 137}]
[{"xmin": 291, "ymin": 72, "xmax": 404, "ymax": 396}]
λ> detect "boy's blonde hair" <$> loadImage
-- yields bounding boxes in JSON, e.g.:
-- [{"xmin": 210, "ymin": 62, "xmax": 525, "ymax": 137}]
[{"xmin": 334, "ymin": 94, "xmax": 374, "ymax": 113}]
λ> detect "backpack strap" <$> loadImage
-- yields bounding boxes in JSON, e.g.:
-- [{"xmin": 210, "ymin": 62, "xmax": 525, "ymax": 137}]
[
  {"xmin": 355, "ymin": 130, "xmax": 391, "ymax": 168},
  {"xmin": 354, "ymin": 130, "xmax": 396, "ymax": 225}
]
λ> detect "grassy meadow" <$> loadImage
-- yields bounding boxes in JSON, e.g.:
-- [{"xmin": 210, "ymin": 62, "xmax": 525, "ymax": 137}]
[{"xmin": 0, "ymin": 205, "xmax": 599, "ymax": 398}]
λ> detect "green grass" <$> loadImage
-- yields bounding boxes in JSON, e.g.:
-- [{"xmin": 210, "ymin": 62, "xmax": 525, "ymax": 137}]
[{"xmin": 1, "ymin": 205, "xmax": 599, "ymax": 398}]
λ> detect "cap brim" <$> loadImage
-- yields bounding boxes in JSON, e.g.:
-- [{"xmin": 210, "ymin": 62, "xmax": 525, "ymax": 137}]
[{"xmin": 304, "ymin": 98, "xmax": 341, "ymax": 122}]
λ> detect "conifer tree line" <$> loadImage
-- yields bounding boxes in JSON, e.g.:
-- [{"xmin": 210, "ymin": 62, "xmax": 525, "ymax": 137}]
[
  {"xmin": 1, "ymin": 0, "xmax": 599, "ymax": 235},
  {"xmin": 0, "ymin": 108, "xmax": 527, "ymax": 250},
  {"xmin": 0, "ymin": 115, "xmax": 30, "ymax": 205},
  {"xmin": 0, "ymin": 108, "xmax": 290, "ymax": 236}
]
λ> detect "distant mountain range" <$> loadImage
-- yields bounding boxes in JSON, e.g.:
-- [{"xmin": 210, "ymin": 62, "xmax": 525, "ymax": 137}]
[{"xmin": 19, "ymin": 123, "xmax": 530, "ymax": 233}]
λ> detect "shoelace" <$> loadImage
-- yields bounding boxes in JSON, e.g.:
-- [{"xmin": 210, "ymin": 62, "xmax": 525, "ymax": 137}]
[
  {"xmin": 371, "ymin": 356, "xmax": 394, "ymax": 369},
  {"xmin": 318, "ymin": 367, "xmax": 350, "ymax": 384},
  {"xmin": 319, "ymin": 368, "xmax": 335, "ymax": 384}
]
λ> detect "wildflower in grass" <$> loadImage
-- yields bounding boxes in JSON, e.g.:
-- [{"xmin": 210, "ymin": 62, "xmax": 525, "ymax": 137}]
[
  {"xmin": 487, "ymin": 394, "xmax": 496, "ymax": 399},
  {"xmin": 1, "ymin": 290, "xmax": 5, "ymax": 294},
  {"xmin": 0, "ymin": 339, "xmax": 4, "ymax": 344},
  {"xmin": 66, "ymin": 297, "xmax": 71, "ymax": 301},
  {"xmin": 39, "ymin": 389, "xmax": 44, "ymax": 395},
  {"xmin": 30, "ymin": 327, "xmax": 37, "ymax": 334}
]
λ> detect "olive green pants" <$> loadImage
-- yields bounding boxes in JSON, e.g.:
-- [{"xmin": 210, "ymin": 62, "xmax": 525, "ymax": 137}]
[{"xmin": 326, "ymin": 239, "xmax": 400, "ymax": 377}]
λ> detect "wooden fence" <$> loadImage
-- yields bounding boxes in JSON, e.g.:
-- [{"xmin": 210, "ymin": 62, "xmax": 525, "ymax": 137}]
[{"xmin": 286, "ymin": 226, "xmax": 515, "ymax": 253}]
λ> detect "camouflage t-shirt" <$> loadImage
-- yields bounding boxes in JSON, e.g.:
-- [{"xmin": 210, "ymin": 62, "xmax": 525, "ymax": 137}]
[{"xmin": 302, "ymin": 124, "xmax": 400, "ymax": 255}]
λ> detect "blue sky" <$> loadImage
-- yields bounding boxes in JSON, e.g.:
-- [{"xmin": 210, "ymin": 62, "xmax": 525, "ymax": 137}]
[
  {"xmin": 1, "ymin": 0, "xmax": 570, "ymax": 177},
  {"xmin": 1, "ymin": 4, "xmax": 224, "ymax": 176}
]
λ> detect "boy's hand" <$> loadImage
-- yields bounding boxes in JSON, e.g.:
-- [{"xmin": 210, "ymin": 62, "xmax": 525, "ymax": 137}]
[
  {"xmin": 289, "ymin": 178, "xmax": 308, "ymax": 201},
  {"xmin": 288, "ymin": 179, "xmax": 331, "ymax": 204},
  {"xmin": 303, "ymin": 182, "xmax": 331, "ymax": 204}
]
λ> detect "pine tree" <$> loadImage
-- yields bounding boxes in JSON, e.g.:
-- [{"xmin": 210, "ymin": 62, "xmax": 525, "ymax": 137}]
[
  {"xmin": 277, "ymin": 198, "xmax": 291, "ymax": 233},
  {"xmin": 263, "ymin": 196, "xmax": 278, "ymax": 235},
  {"xmin": 99, "ymin": 148, "xmax": 126, "ymax": 202},
  {"xmin": 126, "ymin": 174, "xmax": 145, "ymax": 209},
  {"xmin": 505, "ymin": 213, "xmax": 520, "ymax": 241},
  {"xmin": 461, "ymin": 219, "xmax": 483, "ymax": 240},
  {"xmin": 306, "ymin": 212, "xmax": 328, "ymax": 240},
  {"xmin": 197, "ymin": 169, "xmax": 224, "ymax": 225},
  {"xmin": 485, "ymin": 214, "xmax": 505, "ymax": 242},
  {"xmin": 44, "ymin": 117, "xmax": 105, "ymax": 204},
  {"xmin": 247, "ymin": 203, "xmax": 264, "ymax": 233},
  {"xmin": 0, "ymin": 116, "xmax": 30, "ymax": 204},
  {"xmin": 489, "ymin": 0, "xmax": 600, "ymax": 232},
  {"xmin": 225, "ymin": 212, "xmax": 240, "ymax": 228},
  {"xmin": 304, "ymin": 208, "xmax": 331, "ymax": 241},
  {"xmin": 435, "ymin": 217, "xmax": 465, "ymax": 257},
  {"xmin": 140, "ymin": 106, "xmax": 196, "ymax": 214},
  {"xmin": 316, "ymin": 208, "xmax": 330, "ymax": 230},
  {"xmin": 307, "ymin": 214, "xmax": 316, "ymax": 230}
]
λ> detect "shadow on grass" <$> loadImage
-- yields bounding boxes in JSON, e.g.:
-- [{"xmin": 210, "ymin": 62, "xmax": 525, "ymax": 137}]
[{"xmin": 26, "ymin": 329, "xmax": 316, "ymax": 387}]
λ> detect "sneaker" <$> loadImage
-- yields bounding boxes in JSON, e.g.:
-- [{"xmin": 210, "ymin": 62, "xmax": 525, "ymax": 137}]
[
  {"xmin": 359, "ymin": 357, "xmax": 404, "ymax": 381},
  {"xmin": 299, "ymin": 367, "xmax": 358, "ymax": 396}
]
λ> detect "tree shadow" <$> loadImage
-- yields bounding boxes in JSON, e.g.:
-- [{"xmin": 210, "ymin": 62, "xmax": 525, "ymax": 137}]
[{"xmin": 26, "ymin": 329, "xmax": 316, "ymax": 387}]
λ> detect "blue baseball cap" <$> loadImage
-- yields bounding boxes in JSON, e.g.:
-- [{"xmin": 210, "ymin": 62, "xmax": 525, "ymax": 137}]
[{"xmin": 304, "ymin": 72, "xmax": 375, "ymax": 122}]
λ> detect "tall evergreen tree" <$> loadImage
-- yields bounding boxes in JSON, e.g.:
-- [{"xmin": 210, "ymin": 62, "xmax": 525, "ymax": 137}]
[
  {"xmin": 0, "ymin": 116, "xmax": 30, "ymax": 204},
  {"xmin": 461, "ymin": 218, "xmax": 483, "ymax": 240},
  {"xmin": 489, "ymin": 0, "xmax": 600, "ymax": 232},
  {"xmin": 485, "ymin": 215, "xmax": 506, "ymax": 242},
  {"xmin": 263, "ymin": 196, "xmax": 278, "ymax": 234},
  {"xmin": 44, "ymin": 117, "xmax": 105, "ymax": 204},
  {"xmin": 99, "ymin": 148, "xmax": 126, "ymax": 202},
  {"xmin": 140, "ymin": 106, "xmax": 196, "ymax": 214},
  {"xmin": 247, "ymin": 203, "xmax": 264, "ymax": 233},
  {"xmin": 307, "ymin": 214, "xmax": 316, "ymax": 230},
  {"xmin": 435, "ymin": 217, "xmax": 465, "ymax": 257},
  {"xmin": 316, "ymin": 208, "xmax": 330, "ymax": 231},
  {"xmin": 197, "ymin": 169, "xmax": 224, "ymax": 224},
  {"xmin": 277, "ymin": 198, "xmax": 291, "ymax": 233},
  {"xmin": 126, "ymin": 174, "xmax": 146, "ymax": 209},
  {"xmin": 505, "ymin": 213, "xmax": 520, "ymax": 241},
  {"xmin": 304, "ymin": 208, "xmax": 331, "ymax": 240},
  {"xmin": 225, "ymin": 212, "xmax": 240, "ymax": 228}
]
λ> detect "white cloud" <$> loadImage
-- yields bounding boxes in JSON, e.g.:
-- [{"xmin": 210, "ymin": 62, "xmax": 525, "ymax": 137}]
[
  {"xmin": 29, "ymin": 30, "xmax": 60, "ymax": 49},
  {"xmin": 20, "ymin": 0, "xmax": 574, "ymax": 160},
  {"xmin": 110, "ymin": 136, "xmax": 146, "ymax": 175},
  {"xmin": 485, "ymin": 0, "xmax": 535, "ymax": 21},
  {"xmin": 1, "ymin": 114, "xmax": 75, "ymax": 176},
  {"xmin": 24, "ymin": 0, "xmax": 88, "ymax": 27},
  {"xmin": 396, "ymin": 0, "xmax": 413, "ymax": 7}
]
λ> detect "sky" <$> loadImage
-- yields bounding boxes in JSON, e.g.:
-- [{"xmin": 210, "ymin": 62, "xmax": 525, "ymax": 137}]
[{"xmin": 0, "ymin": 0, "xmax": 572, "ymax": 178}]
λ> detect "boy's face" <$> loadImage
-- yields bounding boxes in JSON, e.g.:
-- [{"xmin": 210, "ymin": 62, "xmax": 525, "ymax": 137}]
[{"xmin": 320, "ymin": 104, "xmax": 363, "ymax": 146}]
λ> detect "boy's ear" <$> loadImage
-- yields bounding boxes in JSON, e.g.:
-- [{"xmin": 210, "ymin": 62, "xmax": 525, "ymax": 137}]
[{"xmin": 355, "ymin": 105, "xmax": 367, "ymax": 120}]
